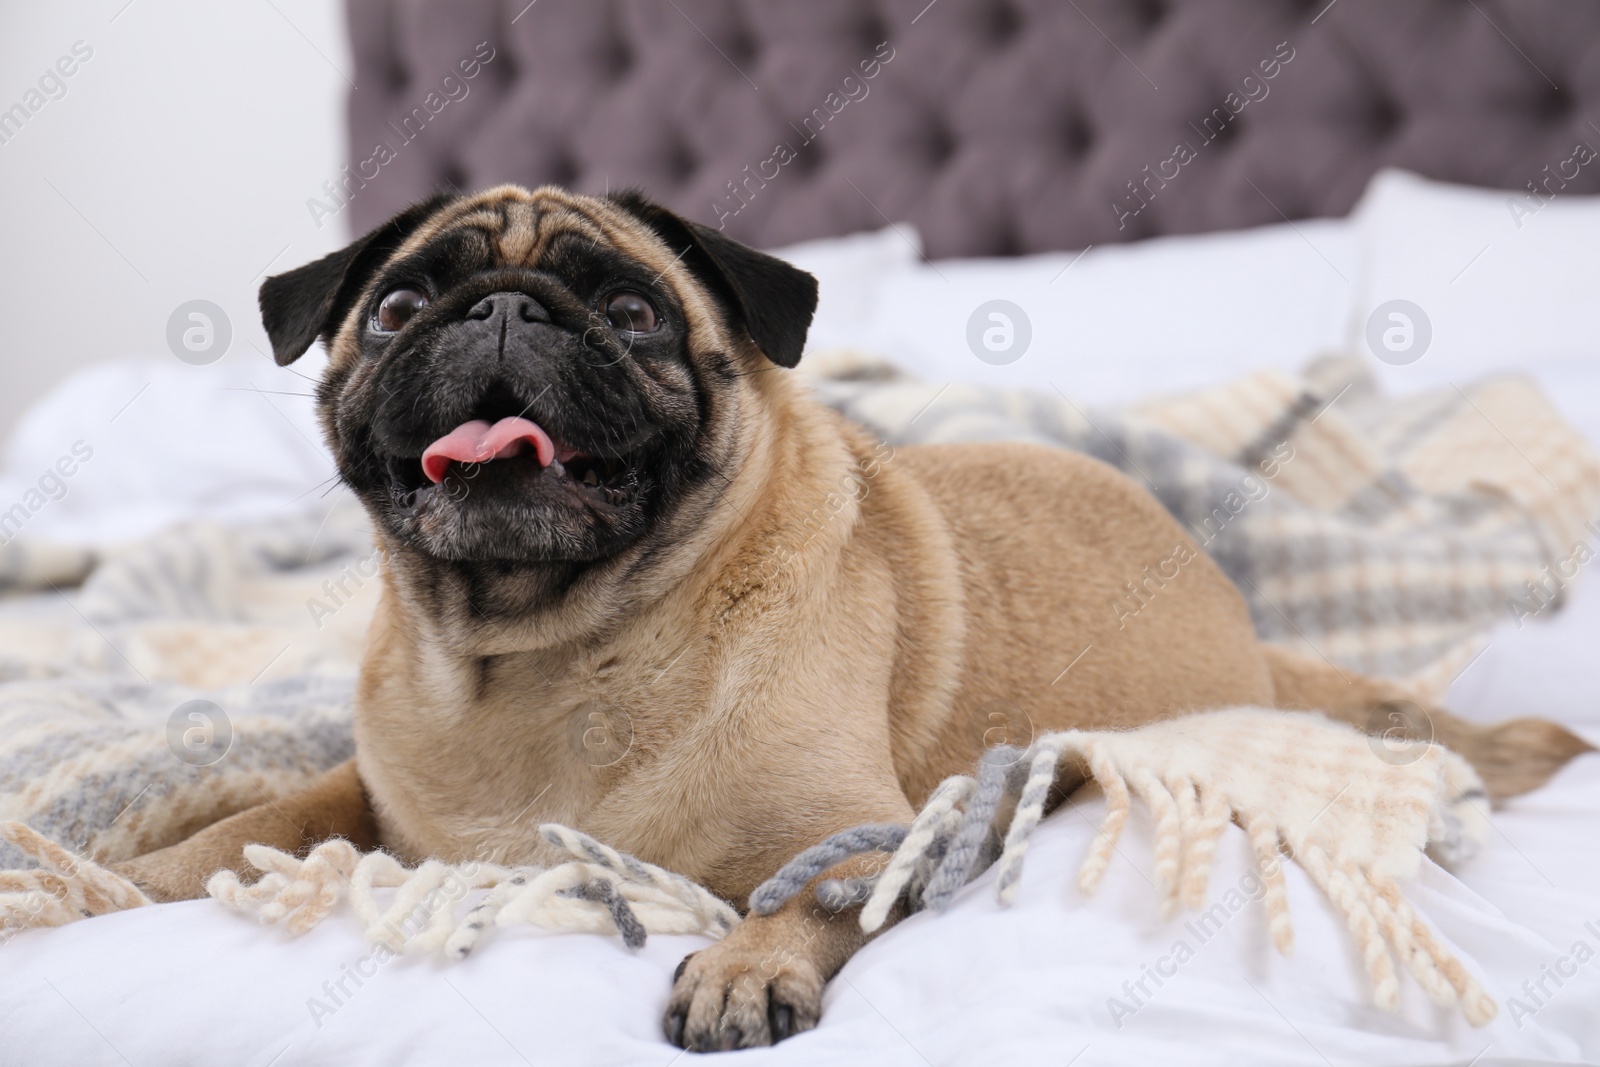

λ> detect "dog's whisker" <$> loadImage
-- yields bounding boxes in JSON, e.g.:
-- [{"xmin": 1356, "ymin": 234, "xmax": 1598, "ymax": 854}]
[{"xmin": 222, "ymin": 387, "xmax": 316, "ymax": 398}]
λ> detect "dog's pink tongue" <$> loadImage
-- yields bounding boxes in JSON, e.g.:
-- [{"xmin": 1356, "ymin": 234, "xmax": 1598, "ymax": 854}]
[{"xmin": 421, "ymin": 417, "xmax": 555, "ymax": 483}]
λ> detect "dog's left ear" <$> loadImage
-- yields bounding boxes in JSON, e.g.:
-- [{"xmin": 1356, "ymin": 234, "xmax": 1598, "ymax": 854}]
[
  {"xmin": 609, "ymin": 191, "xmax": 817, "ymax": 369},
  {"xmin": 258, "ymin": 193, "xmax": 456, "ymax": 365}
]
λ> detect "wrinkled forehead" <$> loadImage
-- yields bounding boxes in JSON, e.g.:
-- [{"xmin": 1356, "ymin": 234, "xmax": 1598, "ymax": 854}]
[{"xmin": 390, "ymin": 185, "xmax": 681, "ymax": 280}]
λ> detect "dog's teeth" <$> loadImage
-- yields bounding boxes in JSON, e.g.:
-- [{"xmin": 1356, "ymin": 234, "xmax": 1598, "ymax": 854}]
[{"xmin": 582, "ymin": 468, "xmax": 600, "ymax": 487}]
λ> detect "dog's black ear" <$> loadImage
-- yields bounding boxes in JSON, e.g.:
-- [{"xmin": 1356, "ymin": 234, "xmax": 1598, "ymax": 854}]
[
  {"xmin": 258, "ymin": 194, "xmax": 455, "ymax": 365},
  {"xmin": 608, "ymin": 191, "xmax": 817, "ymax": 369}
]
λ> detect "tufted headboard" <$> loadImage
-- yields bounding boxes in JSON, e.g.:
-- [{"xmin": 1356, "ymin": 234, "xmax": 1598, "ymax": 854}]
[{"xmin": 343, "ymin": 0, "xmax": 1600, "ymax": 257}]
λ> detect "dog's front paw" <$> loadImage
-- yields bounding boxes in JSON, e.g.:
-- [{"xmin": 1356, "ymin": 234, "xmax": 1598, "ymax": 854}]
[{"xmin": 663, "ymin": 938, "xmax": 824, "ymax": 1050}]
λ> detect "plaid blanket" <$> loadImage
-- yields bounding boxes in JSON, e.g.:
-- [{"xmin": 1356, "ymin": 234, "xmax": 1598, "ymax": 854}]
[
  {"xmin": 1, "ymin": 357, "xmax": 1595, "ymax": 874},
  {"xmin": 812, "ymin": 354, "xmax": 1600, "ymax": 691}
]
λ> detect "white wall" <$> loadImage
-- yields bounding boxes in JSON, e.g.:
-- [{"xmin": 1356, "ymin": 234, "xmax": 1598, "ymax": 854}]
[{"xmin": 0, "ymin": 0, "xmax": 350, "ymax": 439}]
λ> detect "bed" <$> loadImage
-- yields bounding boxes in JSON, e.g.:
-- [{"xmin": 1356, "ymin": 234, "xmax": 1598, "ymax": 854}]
[{"xmin": 2, "ymin": 2, "xmax": 1599, "ymax": 1064}]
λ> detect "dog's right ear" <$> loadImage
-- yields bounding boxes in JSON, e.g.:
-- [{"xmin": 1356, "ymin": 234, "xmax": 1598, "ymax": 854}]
[{"xmin": 258, "ymin": 193, "xmax": 455, "ymax": 365}]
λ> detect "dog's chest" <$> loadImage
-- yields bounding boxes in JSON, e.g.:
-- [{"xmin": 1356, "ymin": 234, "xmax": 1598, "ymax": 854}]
[{"xmin": 354, "ymin": 635, "xmax": 707, "ymax": 868}]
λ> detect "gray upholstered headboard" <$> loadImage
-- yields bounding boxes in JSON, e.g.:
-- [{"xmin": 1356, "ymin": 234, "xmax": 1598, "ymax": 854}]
[{"xmin": 343, "ymin": 0, "xmax": 1600, "ymax": 257}]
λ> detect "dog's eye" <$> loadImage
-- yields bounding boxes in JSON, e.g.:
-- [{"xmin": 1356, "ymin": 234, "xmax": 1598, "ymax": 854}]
[
  {"xmin": 601, "ymin": 290, "xmax": 659, "ymax": 334},
  {"xmin": 374, "ymin": 288, "xmax": 428, "ymax": 332}
]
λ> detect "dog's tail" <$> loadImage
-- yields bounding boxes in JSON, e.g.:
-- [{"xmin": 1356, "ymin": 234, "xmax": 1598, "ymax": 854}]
[{"xmin": 1262, "ymin": 645, "xmax": 1593, "ymax": 801}]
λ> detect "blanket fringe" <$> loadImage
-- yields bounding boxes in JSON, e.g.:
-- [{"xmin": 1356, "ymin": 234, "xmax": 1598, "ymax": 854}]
[
  {"xmin": 0, "ymin": 822, "xmax": 151, "ymax": 932},
  {"xmin": 0, "ymin": 820, "xmax": 738, "ymax": 956},
  {"xmin": 203, "ymin": 824, "xmax": 740, "ymax": 956},
  {"xmin": 751, "ymin": 712, "xmax": 1498, "ymax": 1026}
]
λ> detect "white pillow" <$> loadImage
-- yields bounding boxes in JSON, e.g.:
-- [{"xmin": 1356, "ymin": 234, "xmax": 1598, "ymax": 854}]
[
  {"xmin": 0, "ymin": 350, "xmax": 334, "ymax": 546},
  {"xmin": 1347, "ymin": 167, "xmax": 1600, "ymax": 394},
  {"xmin": 794, "ymin": 221, "xmax": 1358, "ymax": 407},
  {"xmin": 766, "ymin": 224, "xmax": 925, "ymax": 358}
]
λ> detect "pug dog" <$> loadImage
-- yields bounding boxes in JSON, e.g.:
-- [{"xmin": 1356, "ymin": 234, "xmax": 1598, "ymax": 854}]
[{"xmin": 114, "ymin": 185, "xmax": 1590, "ymax": 1051}]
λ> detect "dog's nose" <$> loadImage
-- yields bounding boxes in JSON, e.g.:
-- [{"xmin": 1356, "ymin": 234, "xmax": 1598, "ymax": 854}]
[{"xmin": 465, "ymin": 291, "xmax": 552, "ymax": 324}]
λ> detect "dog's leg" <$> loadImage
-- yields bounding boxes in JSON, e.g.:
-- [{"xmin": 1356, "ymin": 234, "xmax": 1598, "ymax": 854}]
[
  {"xmin": 109, "ymin": 759, "xmax": 378, "ymax": 902},
  {"xmin": 665, "ymin": 850, "xmax": 906, "ymax": 1052},
  {"xmin": 1262, "ymin": 645, "xmax": 1593, "ymax": 799}
]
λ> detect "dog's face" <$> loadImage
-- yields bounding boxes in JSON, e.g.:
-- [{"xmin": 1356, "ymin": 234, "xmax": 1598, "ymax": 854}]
[{"xmin": 259, "ymin": 186, "xmax": 816, "ymax": 582}]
